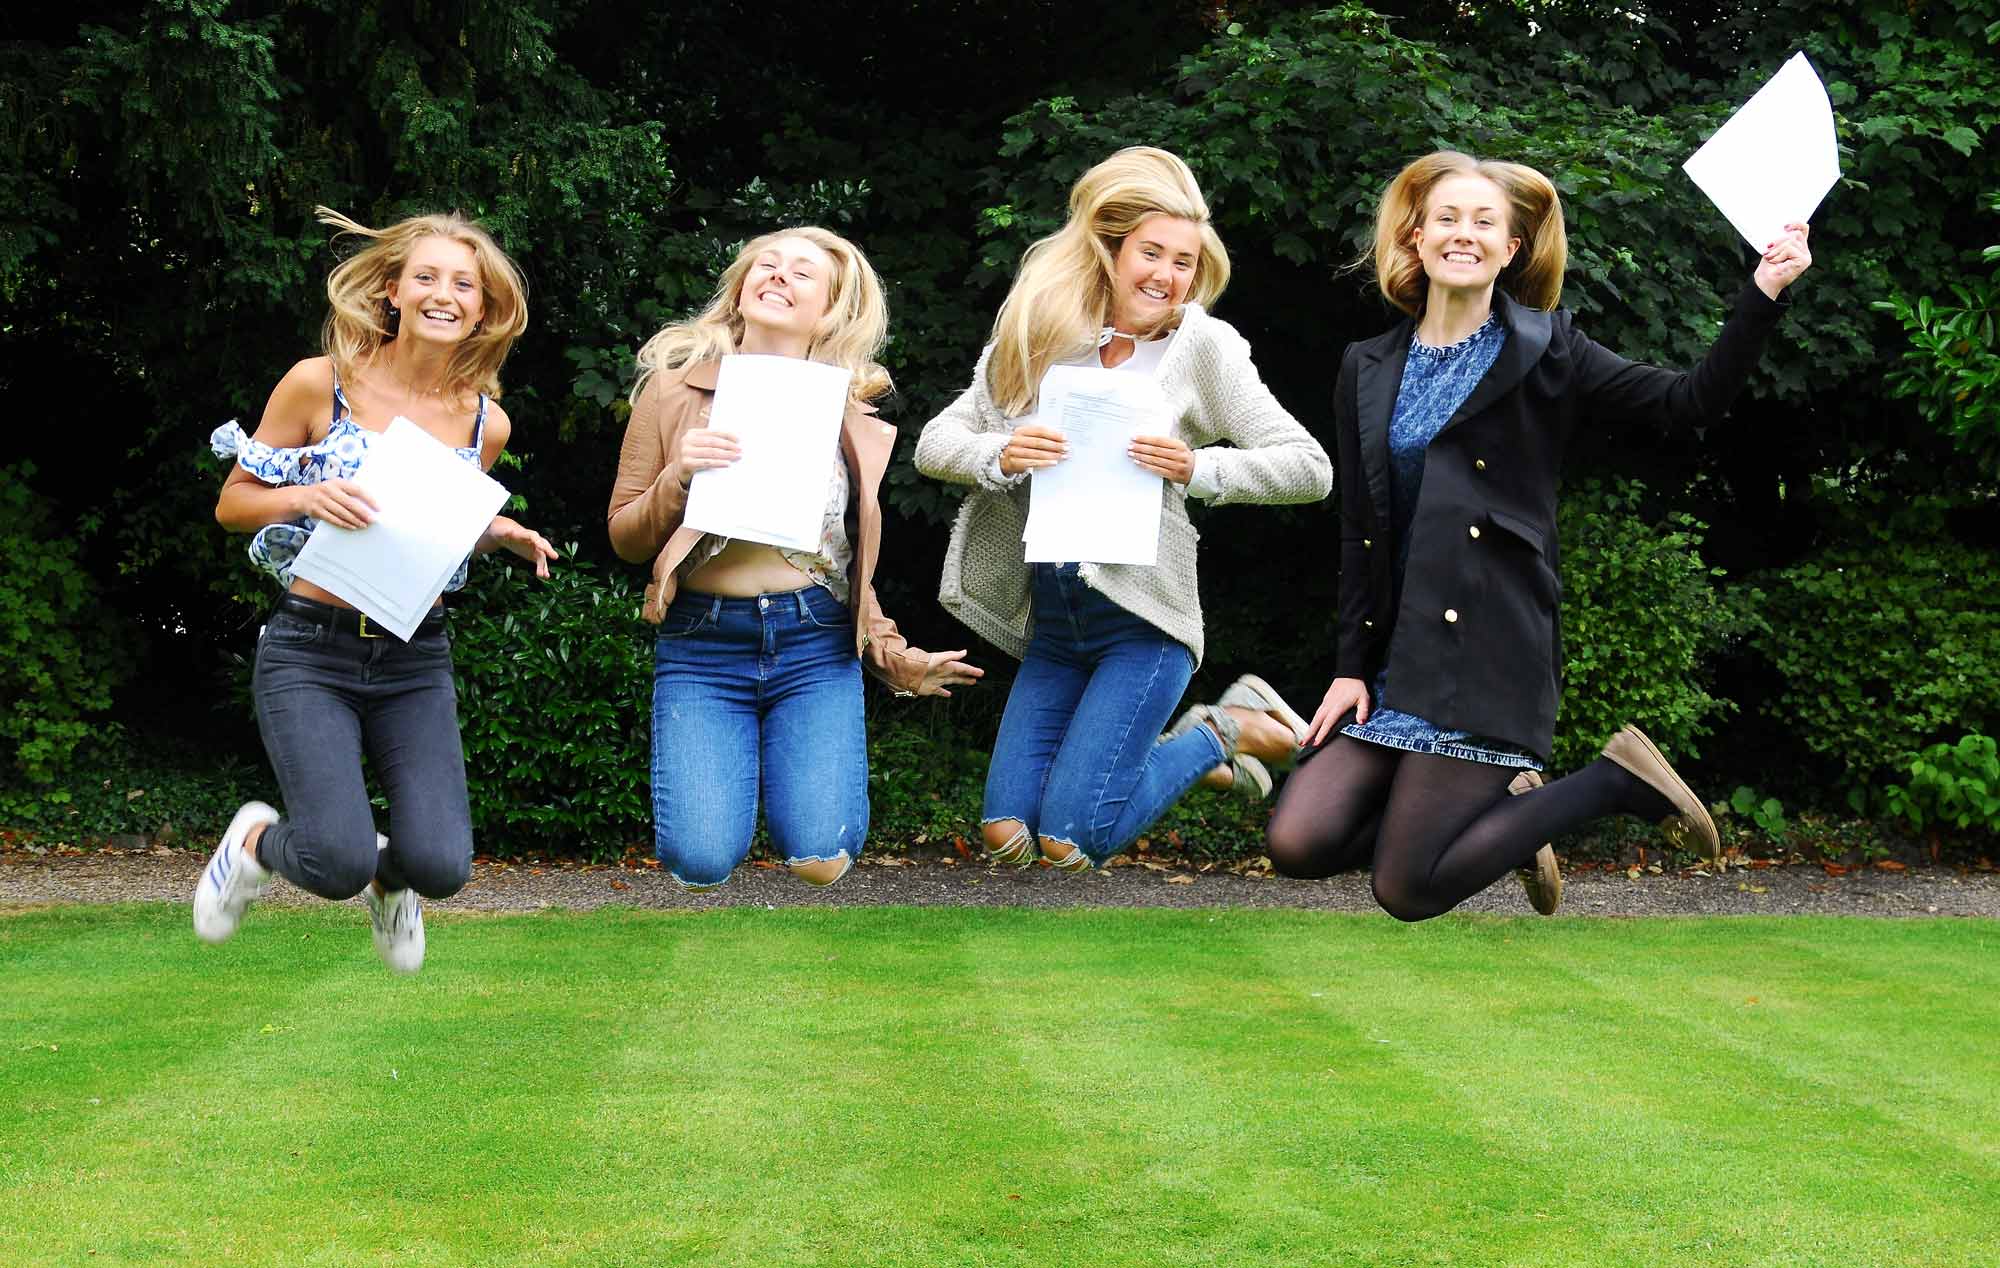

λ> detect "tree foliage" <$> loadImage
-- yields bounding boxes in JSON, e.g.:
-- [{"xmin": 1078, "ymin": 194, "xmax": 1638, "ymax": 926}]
[{"xmin": 3, "ymin": 0, "xmax": 1998, "ymax": 819}]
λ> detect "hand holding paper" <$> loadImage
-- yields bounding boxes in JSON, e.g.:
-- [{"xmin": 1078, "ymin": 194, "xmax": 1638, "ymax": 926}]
[
  {"xmin": 290, "ymin": 417, "xmax": 511, "ymax": 641},
  {"xmin": 1683, "ymin": 52, "xmax": 1840, "ymax": 252},
  {"xmin": 1023, "ymin": 365, "xmax": 1168, "ymax": 566},
  {"xmin": 681, "ymin": 354, "xmax": 851, "ymax": 551}
]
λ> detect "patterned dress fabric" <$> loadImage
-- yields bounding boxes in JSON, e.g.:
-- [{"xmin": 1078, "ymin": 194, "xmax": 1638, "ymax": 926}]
[
  {"xmin": 1341, "ymin": 314, "xmax": 1542, "ymax": 770},
  {"xmin": 210, "ymin": 376, "xmax": 486, "ymax": 592}
]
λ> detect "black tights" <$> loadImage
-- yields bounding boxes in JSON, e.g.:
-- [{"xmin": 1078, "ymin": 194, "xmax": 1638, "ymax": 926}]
[{"xmin": 1265, "ymin": 737, "xmax": 1669, "ymax": 921}]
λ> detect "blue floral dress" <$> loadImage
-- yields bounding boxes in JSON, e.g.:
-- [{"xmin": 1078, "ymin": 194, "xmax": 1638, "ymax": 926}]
[
  {"xmin": 210, "ymin": 374, "xmax": 487, "ymax": 591},
  {"xmin": 1340, "ymin": 314, "xmax": 1542, "ymax": 770}
]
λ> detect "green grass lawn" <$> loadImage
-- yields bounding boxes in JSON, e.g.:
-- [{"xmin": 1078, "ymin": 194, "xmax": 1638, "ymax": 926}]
[{"xmin": 3, "ymin": 905, "xmax": 1996, "ymax": 1267}]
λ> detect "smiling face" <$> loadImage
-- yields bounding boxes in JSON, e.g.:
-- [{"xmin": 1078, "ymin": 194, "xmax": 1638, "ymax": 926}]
[
  {"xmin": 735, "ymin": 235, "xmax": 835, "ymax": 343},
  {"xmin": 1412, "ymin": 174, "xmax": 1521, "ymax": 298},
  {"xmin": 1108, "ymin": 214, "xmax": 1201, "ymax": 332},
  {"xmin": 386, "ymin": 236, "xmax": 485, "ymax": 343}
]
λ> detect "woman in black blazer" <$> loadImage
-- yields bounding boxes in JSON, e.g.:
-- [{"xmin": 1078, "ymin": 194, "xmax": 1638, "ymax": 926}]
[{"xmin": 1266, "ymin": 150, "xmax": 1811, "ymax": 920}]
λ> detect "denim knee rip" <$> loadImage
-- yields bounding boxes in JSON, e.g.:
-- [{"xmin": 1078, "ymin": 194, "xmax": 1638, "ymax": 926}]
[{"xmin": 1036, "ymin": 832, "xmax": 1095, "ymax": 871}]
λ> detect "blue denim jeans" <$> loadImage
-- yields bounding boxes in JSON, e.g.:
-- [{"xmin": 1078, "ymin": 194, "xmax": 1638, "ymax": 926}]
[
  {"xmin": 251, "ymin": 599, "xmax": 473, "ymax": 901},
  {"xmin": 650, "ymin": 586, "xmax": 868, "ymax": 887},
  {"xmin": 982, "ymin": 564, "xmax": 1223, "ymax": 866}
]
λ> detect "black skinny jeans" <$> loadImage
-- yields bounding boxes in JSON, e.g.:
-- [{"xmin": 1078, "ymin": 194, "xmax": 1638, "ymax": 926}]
[{"xmin": 251, "ymin": 605, "xmax": 474, "ymax": 900}]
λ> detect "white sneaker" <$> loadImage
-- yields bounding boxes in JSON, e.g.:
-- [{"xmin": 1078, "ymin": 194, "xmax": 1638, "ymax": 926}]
[
  {"xmin": 363, "ymin": 859, "xmax": 425, "ymax": 975},
  {"xmin": 193, "ymin": 801, "xmax": 279, "ymax": 944}
]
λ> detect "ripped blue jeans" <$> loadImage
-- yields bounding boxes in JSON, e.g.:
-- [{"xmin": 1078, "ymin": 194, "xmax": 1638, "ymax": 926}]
[
  {"xmin": 650, "ymin": 587, "xmax": 868, "ymax": 887},
  {"xmin": 981, "ymin": 563, "xmax": 1223, "ymax": 867}
]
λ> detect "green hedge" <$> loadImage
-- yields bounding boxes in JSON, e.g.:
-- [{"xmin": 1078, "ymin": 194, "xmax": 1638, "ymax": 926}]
[
  {"xmin": 1550, "ymin": 478, "xmax": 1752, "ymax": 771},
  {"xmin": 0, "ymin": 466, "xmax": 131, "ymax": 785},
  {"xmin": 1752, "ymin": 496, "xmax": 2000, "ymax": 784}
]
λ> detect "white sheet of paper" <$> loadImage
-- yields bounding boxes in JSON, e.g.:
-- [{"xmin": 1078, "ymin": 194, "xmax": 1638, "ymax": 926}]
[
  {"xmin": 1022, "ymin": 365, "xmax": 1167, "ymax": 566},
  {"xmin": 290, "ymin": 416, "xmax": 509, "ymax": 641},
  {"xmin": 681, "ymin": 354, "xmax": 850, "ymax": 552},
  {"xmin": 1683, "ymin": 52, "xmax": 1840, "ymax": 251}
]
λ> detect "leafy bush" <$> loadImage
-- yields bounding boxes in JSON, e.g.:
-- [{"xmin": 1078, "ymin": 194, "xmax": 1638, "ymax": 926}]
[
  {"xmin": 1873, "ymin": 191, "xmax": 2000, "ymax": 475},
  {"xmin": 1728, "ymin": 786, "xmax": 1789, "ymax": 836},
  {"xmin": 0, "ymin": 465, "xmax": 132, "ymax": 785},
  {"xmin": 1551, "ymin": 478, "xmax": 1749, "ymax": 770},
  {"xmin": 450, "ymin": 554, "xmax": 654, "ymax": 856},
  {"xmin": 1753, "ymin": 496, "xmax": 2000, "ymax": 781},
  {"xmin": 0, "ymin": 751, "xmax": 272, "ymax": 843},
  {"xmin": 1879, "ymin": 734, "xmax": 2000, "ymax": 834}
]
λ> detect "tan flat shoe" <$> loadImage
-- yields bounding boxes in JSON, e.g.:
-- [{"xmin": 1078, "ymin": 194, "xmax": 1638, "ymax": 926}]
[
  {"xmin": 1217, "ymin": 674, "xmax": 1311, "ymax": 745},
  {"xmin": 1507, "ymin": 769, "xmax": 1562, "ymax": 916},
  {"xmin": 1600, "ymin": 725, "xmax": 1721, "ymax": 865}
]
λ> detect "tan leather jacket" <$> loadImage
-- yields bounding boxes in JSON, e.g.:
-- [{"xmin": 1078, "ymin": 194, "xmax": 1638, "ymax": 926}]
[{"xmin": 607, "ymin": 359, "xmax": 931, "ymax": 695}]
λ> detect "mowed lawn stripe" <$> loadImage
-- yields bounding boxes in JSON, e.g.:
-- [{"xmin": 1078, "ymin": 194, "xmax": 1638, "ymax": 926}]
[{"xmin": 2, "ymin": 906, "xmax": 1997, "ymax": 1267}]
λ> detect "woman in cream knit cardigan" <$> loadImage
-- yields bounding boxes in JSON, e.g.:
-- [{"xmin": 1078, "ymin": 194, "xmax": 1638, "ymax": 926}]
[{"xmin": 917, "ymin": 147, "xmax": 1332, "ymax": 872}]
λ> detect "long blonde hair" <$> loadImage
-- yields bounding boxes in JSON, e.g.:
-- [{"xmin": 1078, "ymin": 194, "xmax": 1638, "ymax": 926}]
[
  {"xmin": 1368, "ymin": 151, "xmax": 1568, "ymax": 316},
  {"xmin": 316, "ymin": 205, "xmax": 529, "ymax": 400},
  {"xmin": 986, "ymin": 146, "xmax": 1231, "ymax": 417},
  {"xmin": 631, "ymin": 226, "xmax": 892, "ymax": 405}
]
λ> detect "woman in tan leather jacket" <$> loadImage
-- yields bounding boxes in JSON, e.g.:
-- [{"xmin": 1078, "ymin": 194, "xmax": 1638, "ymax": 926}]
[{"xmin": 608, "ymin": 227, "xmax": 980, "ymax": 889}]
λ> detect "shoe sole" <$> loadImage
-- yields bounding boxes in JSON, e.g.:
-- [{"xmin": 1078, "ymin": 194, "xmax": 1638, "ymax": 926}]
[{"xmin": 1601, "ymin": 726, "xmax": 1721, "ymax": 864}]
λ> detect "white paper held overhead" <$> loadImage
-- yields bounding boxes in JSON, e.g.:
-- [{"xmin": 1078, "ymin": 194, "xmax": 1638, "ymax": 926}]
[
  {"xmin": 289, "ymin": 416, "xmax": 510, "ymax": 641},
  {"xmin": 1683, "ymin": 52, "xmax": 1840, "ymax": 252},
  {"xmin": 681, "ymin": 354, "xmax": 851, "ymax": 552}
]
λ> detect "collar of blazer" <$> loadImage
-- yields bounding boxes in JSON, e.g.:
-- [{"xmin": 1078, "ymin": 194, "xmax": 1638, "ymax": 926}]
[
  {"xmin": 677, "ymin": 355, "xmax": 897, "ymax": 503},
  {"xmin": 1351, "ymin": 289, "xmax": 1555, "ymax": 529}
]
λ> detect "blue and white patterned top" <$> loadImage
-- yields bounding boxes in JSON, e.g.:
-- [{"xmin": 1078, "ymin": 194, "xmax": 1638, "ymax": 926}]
[
  {"xmin": 210, "ymin": 374, "xmax": 487, "ymax": 591},
  {"xmin": 1342, "ymin": 313, "xmax": 1540, "ymax": 769}
]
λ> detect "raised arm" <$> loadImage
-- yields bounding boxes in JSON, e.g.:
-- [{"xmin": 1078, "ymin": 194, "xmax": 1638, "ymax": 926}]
[{"xmin": 1575, "ymin": 224, "xmax": 1810, "ymax": 428}]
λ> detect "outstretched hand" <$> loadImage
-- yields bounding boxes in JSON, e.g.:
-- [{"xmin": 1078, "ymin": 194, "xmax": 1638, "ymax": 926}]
[
  {"xmin": 481, "ymin": 516, "xmax": 559, "ymax": 578},
  {"xmin": 1753, "ymin": 222, "xmax": 1812, "ymax": 300},
  {"xmin": 916, "ymin": 649, "xmax": 985, "ymax": 698}
]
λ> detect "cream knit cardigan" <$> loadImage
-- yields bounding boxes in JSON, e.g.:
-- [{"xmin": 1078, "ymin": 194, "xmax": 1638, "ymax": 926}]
[{"xmin": 915, "ymin": 303, "xmax": 1331, "ymax": 667}]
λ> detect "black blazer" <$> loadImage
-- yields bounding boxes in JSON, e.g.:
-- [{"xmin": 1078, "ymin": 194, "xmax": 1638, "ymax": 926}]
[{"xmin": 1331, "ymin": 281, "xmax": 1788, "ymax": 760}]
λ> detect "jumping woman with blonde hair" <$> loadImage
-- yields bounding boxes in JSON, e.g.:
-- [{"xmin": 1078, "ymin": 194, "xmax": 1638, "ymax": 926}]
[
  {"xmin": 1266, "ymin": 150, "xmax": 1812, "ymax": 919},
  {"xmin": 197, "ymin": 206, "xmax": 557, "ymax": 972},
  {"xmin": 917, "ymin": 146, "xmax": 1331, "ymax": 872},
  {"xmin": 609, "ymin": 226, "xmax": 980, "ymax": 889}
]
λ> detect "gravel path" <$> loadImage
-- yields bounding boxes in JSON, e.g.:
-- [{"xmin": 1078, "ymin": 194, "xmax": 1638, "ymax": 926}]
[{"xmin": 4, "ymin": 844, "xmax": 1997, "ymax": 918}]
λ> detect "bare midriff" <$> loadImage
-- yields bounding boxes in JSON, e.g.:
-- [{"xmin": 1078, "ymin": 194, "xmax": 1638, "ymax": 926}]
[
  {"xmin": 287, "ymin": 577, "xmax": 446, "ymax": 611},
  {"xmin": 683, "ymin": 537, "xmax": 814, "ymax": 598}
]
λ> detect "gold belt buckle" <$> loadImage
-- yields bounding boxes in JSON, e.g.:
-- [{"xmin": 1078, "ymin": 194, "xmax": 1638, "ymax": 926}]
[{"xmin": 356, "ymin": 614, "xmax": 383, "ymax": 639}]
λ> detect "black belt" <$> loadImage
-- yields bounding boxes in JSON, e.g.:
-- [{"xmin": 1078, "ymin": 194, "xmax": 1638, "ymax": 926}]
[{"xmin": 275, "ymin": 595, "xmax": 446, "ymax": 640}]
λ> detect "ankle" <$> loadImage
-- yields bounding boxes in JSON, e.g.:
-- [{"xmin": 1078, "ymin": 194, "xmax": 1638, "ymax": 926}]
[{"xmin": 1600, "ymin": 758, "xmax": 1673, "ymax": 821}]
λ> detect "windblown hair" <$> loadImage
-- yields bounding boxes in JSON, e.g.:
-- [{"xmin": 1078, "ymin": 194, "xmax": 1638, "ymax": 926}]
[
  {"xmin": 631, "ymin": 226, "xmax": 892, "ymax": 405},
  {"xmin": 1369, "ymin": 151, "xmax": 1567, "ymax": 316},
  {"xmin": 985, "ymin": 146, "xmax": 1231, "ymax": 417},
  {"xmin": 316, "ymin": 205, "xmax": 529, "ymax": 400}
]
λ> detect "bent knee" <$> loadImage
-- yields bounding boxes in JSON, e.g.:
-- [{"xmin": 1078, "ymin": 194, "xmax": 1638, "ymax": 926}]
[
  {"xmin": 1370, "ymin": 874, "xmax": 1440, "ymax": 924},
  {"xmin": 788, "ymin": 851, "xmax": 853, "ymax": 887},
  {"xmin": 981, "ymin": 819, "xmax": 1028, "ymax": 852},
  {"xmin": 293, "ymin": 835, "xmax": 379, "ymax": 900},
  {"xmin": 401, "ymin": 849, "xmax": 472, "ymax": 901},
  {"xmin": 1037, "ymin": 834, "xmax": 1093, "ymax": 870}
]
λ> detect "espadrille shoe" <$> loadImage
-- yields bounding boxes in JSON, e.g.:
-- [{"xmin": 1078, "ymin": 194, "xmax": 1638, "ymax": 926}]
[
  {"xmin": 1216, "ymin": 674, "xmax": 1311, "ymax": 763},
  {"xmin": 1507, "ymin": 770, "xmax": 1562, "ymax": 916},
  {"xmin": 1600, "ymin": 725, "xmax": 1721, "ymax": 865}
]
